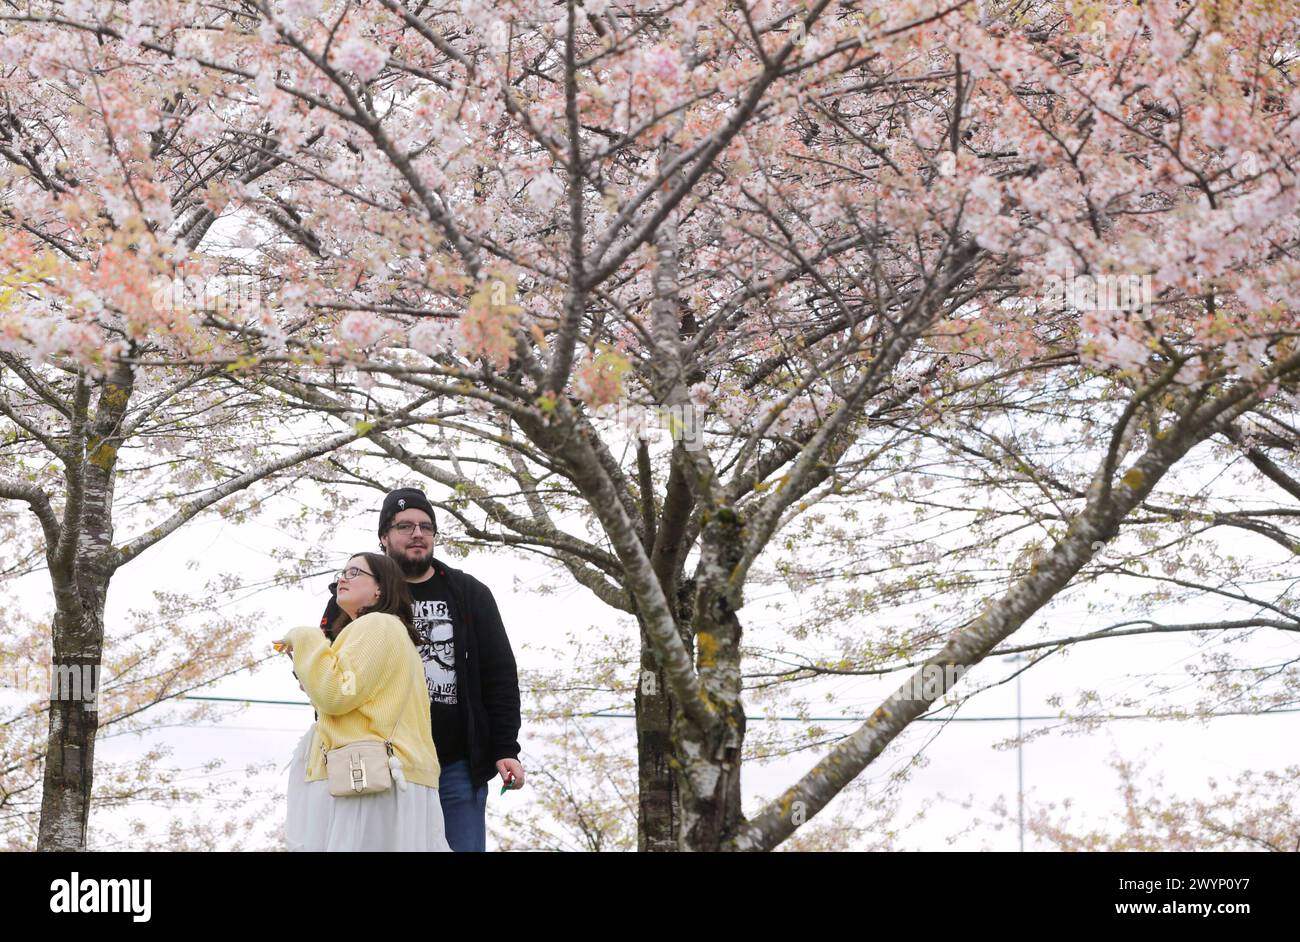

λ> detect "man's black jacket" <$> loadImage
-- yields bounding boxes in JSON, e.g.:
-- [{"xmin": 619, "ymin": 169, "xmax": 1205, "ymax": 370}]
[{"xmin": 320, "ymin": 557, "xmax": 522, "ymax": 788}]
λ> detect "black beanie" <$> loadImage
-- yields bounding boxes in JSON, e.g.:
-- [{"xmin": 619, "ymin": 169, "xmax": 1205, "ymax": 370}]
[{"xmin": 378, "ymin": 487, "xmax": 437, "ymax": 535}]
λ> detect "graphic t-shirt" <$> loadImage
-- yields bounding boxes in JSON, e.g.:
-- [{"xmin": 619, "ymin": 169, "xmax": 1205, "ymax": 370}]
[{"xmin": 408, "ymin": 574, "xmax": 468, "ymax": 766}]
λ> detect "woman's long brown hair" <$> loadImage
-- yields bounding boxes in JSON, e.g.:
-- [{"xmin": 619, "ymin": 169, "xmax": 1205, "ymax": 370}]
[{"xmin": 329, "ymin": 552, "xmax": 420, "ymax": 646}]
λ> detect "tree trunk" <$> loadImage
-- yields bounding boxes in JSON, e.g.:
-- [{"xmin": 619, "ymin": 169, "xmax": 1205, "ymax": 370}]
[
  {"xmin": 37, "ymin": 589, "xmax": 105, "ymax": 850},
  {"xmin": 635, "ymin": 577, "xmax": 698, "ymax": 850},
  {"xmin": 636, "ymin": 621, "xmax": 679, "ymax": 851},
  {"xmin": 673, "ymin": 618, "xmax": 747, "ymax": 851},
  {"xmin": 36, "ymin": 366, "xmax": 130, "ymax": 851},
  {"xmin": 676, "ymin": 513, "xmax": 748, "ymax": 851}
]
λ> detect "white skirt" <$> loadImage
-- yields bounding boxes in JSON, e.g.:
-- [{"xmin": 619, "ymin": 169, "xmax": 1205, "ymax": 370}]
[{"xmin": 284, "ymin": 724, "xmax": 452, "ymax": 852}]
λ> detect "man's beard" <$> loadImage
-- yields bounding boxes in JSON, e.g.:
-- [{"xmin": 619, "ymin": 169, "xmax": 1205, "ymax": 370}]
[{"xmin": 390, "ymin": 545, "xmax": 432, "ymax": 577}]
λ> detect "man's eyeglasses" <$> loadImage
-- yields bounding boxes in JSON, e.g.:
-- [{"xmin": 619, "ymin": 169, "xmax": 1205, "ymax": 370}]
[
  {"xmin": 336, "ymin": 566, "xmax": 376, "ymax": 583},
  {"xmin": 389, "ymin": 522, "xmax": 436, "ymax": 536}
]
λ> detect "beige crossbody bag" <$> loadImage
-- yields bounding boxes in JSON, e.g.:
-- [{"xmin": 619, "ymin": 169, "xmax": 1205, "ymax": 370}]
[{"xmin": 321, "ymin": 658, "xmax": 415, "ymax": 797}]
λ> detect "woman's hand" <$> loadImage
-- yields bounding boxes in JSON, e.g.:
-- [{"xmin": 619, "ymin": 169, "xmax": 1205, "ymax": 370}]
[{"xmin": 274, "ymin": 630, "xmax": 307, "ymax": 693}]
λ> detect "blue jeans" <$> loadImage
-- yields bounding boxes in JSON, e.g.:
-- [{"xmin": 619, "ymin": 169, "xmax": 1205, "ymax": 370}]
[{"xmin": 439, "ymin": 760, "xmax": 488, "ymax": 852}]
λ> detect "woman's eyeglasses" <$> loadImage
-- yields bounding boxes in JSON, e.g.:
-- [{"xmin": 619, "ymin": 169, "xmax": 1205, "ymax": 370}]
[
  {"xmin": 390, "ymin": 522, "xmax": 436, "ymax": 535},
  {"xmin": 336, "ymin": 566, "xmax": 376, "ymax": 583}
]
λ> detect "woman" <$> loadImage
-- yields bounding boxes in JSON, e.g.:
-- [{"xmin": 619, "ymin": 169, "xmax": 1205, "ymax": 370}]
[{"xmin": 278, "ymin": 552, "xmax": 450, "ymax": 852}]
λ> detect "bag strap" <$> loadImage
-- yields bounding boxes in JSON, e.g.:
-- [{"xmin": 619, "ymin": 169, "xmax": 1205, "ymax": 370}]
[{"xmin": 382, "ymin": 654, "xmax": 417, "ymax": 756}]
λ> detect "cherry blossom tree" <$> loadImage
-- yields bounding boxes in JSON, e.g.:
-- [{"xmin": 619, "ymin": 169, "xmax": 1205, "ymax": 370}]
[
  {"xmin": 0, "ymin": 327, "xmax": 446, "ymax": 849},
  {"xmin": 0, "ymin": 178, "xmax": 441, "ymax": 850},
  {"xmin": 3, "ymin": 0, "xmax": 1299, "ymax": 851}
]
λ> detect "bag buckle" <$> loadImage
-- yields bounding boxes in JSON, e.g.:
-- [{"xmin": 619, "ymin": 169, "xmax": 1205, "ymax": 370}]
[{"xmin": 349, "ymin": 754, "xmax": 368, "ymax": 792}]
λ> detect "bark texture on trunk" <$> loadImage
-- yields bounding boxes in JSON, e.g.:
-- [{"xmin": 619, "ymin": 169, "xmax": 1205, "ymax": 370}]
[
  {"xmin": 636, "ymin": 622, "xmax": 679, "ymax": 852},
  {"xmin": 675, "ymin": 509, "xmax": 748, "ymax": 851},
  {"xmin": 37, "ymin": 366, "xmax": 131, "ymax": 851}
]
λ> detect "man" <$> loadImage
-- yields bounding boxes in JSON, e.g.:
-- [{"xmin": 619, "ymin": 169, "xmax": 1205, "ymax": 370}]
[{"xmin": 320, "ymin": 487, "xmax": 524, "ymax": 852}]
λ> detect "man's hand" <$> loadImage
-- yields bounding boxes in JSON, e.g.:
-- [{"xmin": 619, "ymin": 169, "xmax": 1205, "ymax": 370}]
[{"xmin": 496, "ymin": 757, "xmax": 525, "ymax": 790}]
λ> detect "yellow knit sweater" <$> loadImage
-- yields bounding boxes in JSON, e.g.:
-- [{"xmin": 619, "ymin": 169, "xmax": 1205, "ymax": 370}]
[{"xmin": 287, "ymin": 612, "xmax": 440, "ymax": 788}]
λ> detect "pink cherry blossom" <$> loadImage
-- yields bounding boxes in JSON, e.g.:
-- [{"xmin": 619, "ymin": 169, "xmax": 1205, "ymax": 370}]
[
  {"xmin": 332, "ymin": 36, "xmax": 386, "ymax": 82},
  {"xmin": 182, "ymin": 109, "xmax": 222, "ymax": 143},
  {"xmin": 408, "ymin": 318, "xmax": 458, "ymax": 356},
  {"xmin": 526, "ymin": 172, "xmax": 564, "ymax": 210},
  {"xmin": 337, "ymin": 311, "xmax": 388, "ymax": 347}
]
